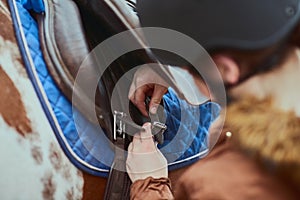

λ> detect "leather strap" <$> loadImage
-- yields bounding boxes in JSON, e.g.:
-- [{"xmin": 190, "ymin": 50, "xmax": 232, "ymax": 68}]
[{"xmin": 104, "ymin": 138, "xmax": 131, "ymax": 200}]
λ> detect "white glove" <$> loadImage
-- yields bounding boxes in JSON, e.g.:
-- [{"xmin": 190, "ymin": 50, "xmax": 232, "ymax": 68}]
[{"xmin": 126, "ymin": 123, "xmax": 168, "ymax": 183}]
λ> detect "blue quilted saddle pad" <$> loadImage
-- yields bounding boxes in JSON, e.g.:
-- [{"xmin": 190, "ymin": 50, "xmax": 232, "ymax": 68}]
[{"xmin": 11, "ymin": 0, "xmax": 221, "ymax": 177}]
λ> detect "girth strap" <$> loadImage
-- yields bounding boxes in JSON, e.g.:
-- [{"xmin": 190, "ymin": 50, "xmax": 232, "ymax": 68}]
[{"xmin": 104, "ymin": 138, "xmax": 131, "ymax": 200}]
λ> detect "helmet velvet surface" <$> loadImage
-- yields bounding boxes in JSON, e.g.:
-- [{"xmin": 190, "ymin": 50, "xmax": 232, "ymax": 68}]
[{"xmin": 137, "ymin": 0, "xmax": 300, "ymax": 51}]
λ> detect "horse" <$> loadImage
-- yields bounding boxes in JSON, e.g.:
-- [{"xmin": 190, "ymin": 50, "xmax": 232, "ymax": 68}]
[{"xmin": 0, "ymin": 0, "xmax": 220, "ymax": 199}]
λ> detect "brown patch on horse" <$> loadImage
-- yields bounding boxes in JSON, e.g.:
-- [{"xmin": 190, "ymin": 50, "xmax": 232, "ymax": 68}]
[
  {"xmin": 15, "ymin": 57, "xmax": 27, "ymax": 78},
  {"xmin": 49, "ymin": 142, "xmax": 62, "ymax": 171},
  {"xmin": 31, "ymin": 145, "xmax": 43, "ymax": 165},
  {"xmin": 41, "ymin": 172, "xmax": 56, "ymax": 200},
  {"xmin": 66, "ymin": 188, "xmax": 75, "ymax": 200},
  {"xmin": 0, "ymin": 66, "xmax": 32, "ymax": 136},
  {"xmin": 82, "ymin": 171, "xmax": 107, "ymax": 200},
  {"xmin": 62, "ymin": 164, "xmax": 72, "ymax": 181},
  {"xmin": 49, "ymin": 142, "xmax": 73, "ymax": 182},
  {"xmin": 0, "ymin": 3, "xmax": 16, "ymax": 43}
]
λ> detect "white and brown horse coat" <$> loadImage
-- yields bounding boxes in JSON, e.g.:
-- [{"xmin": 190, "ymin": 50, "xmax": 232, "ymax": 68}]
[
  {"xmin": 0, "ymin": 1, "xmax": 185, "ymax": 199},
  {"xmin": 0, "ymin": 1, "xmax": 86, "ymax": 199}
]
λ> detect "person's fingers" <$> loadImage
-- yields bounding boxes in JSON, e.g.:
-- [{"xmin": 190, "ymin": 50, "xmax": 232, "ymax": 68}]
[
  {"xmin": 128, "ymin": 78, "xmax": 149, "ymax": 116},
  {"xmin": 128, "ymin": 80, "xmax": 136, "ymax": 100},
  {"xmin": 133, "ymin": 86, "xmax": 149, "ymax": 116},
  {"xmin": 149, "ymin": 85, "xmax": 168, "ymax": 114}
]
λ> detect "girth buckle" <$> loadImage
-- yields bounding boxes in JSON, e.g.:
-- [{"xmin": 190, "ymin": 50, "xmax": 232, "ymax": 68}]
[
  {"xmin": 113, "ymin": 110, "xmax": 167, "ymax": 144},
  {"xmin": 113, "ymin": 111, "xmax": 126, "ymax": 141}
]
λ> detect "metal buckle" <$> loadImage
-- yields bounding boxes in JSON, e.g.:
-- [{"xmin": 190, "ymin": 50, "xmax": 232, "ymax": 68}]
[
  {"xmin": 113, "ymin": 111, "xmax": 167, "ymax": 144},
  {"xmin": 152, "ymin": 122, "xmax": 167, "ymax": 144},
  {"xmin": 113, "ymin": 111, "xmax": 126, "ymax": 141},
  {"xmin": 152, "ymin": 121, "xmax": 167, "ymax": 131}
]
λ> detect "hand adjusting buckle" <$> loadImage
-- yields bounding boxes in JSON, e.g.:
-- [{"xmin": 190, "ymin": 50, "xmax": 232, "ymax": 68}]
[{"xmin": 113, "ymin": 111, "xmax": 167, "ymax": 144}]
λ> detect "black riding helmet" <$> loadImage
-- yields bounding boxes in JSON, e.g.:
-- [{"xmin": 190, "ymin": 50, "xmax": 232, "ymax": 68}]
[{"xmin": 137, "ymin": 0, "xmax": 300, "ymax": 65}]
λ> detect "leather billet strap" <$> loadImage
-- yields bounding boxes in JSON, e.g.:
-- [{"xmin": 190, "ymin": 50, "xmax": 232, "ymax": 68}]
[
  {"xmin": 104, "ymin": 138, "xmax": 131, "ymax": 200},
  {"xmin": 108, "ymin": 98, "xmax": 167, "ymax": 200},
  {"xmin": 105, "ymin": 110, "xmax": 167, "ymax": 200}
]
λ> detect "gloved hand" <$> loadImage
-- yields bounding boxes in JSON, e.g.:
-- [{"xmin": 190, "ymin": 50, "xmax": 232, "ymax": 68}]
[{"xmin": 126, "ymin": 123, "xmax": 168, "ymax": 183}]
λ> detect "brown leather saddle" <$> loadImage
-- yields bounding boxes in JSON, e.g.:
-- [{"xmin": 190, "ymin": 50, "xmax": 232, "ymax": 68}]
[{"xmin": 37, "ymin": 0, "xmax": 171, "ymax": 199}]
